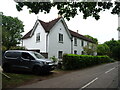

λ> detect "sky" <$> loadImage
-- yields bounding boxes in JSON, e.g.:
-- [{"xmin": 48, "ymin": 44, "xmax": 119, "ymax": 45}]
[{"xmin": 0, "ymin": 0, "xmax": 119, "ymax": 44}]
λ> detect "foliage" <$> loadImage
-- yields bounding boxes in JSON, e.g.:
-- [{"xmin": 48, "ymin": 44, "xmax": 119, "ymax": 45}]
[
  {"xmin": 84, "ymin": 35, "xmax": 98, "ymax": 44},
  {"xmin": 83, "ymin": 44, "xmax": 96, "ymax": 55},
  {"xmin": 2, "ymin": 46, "xmax": 7, "ymax": 51},
  {"xmin": 104, "ymin": 39, "xmax": 120, "ymax": 60},
  {"xmin": 63, "ymin": 54, "xmax": 114, "ymax": 70},
  {"xmin": 1, "ymin": 14, "xmax": 24, "ymax": 49},
  {"xmin": 104, "ymin": 39, "xmax": 120, "ymax": 51},
  {"xmin": 112, "ymin": 45, "xmax": 120, "ymax": 61},
  {"xmin": 50, "ymin": 56, "xmax": 58, "ymax": 62},
  {"xmin": 15, "ymin": 2, "xmax": 120, "ymax": 20},
  {"xmin": 9, "ymin": 46, "xmax": 26, "ymax": 50},
  {"xmin": 97, "ymin": 44, "xmax": 110, "ymax": 56},
  {"xmin": 2, "ymin": 73, "xmax": 40, "ymax": 88}
]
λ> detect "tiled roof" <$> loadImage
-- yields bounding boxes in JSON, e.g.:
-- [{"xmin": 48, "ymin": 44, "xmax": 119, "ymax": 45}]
[
  {"xmin": 38, "ymin": 17, "xmax": 62, "ymax": 32},
  {"xmin": 22, "ymin": 29, "xmax": 32, "ymax": 39},
  {"xmin": 22, "ymin": 17, "xmax": 95, "ymax": 43},
  {"xmin": 22, "ymin": 17, "xmax": 61, "ymax": 39},
  {"xmin": 69, "ymin": 29, "xmax": 95, "ymax": 43}
]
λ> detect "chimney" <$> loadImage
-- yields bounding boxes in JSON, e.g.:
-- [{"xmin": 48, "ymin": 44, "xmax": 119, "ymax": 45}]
[{"xmin": 77, "ymin": 30, "xmax": 79, "ymax": 33}]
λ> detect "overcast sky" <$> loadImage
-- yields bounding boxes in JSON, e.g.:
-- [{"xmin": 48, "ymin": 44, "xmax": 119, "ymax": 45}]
[{"xmin": 0, "ymin": 0, "xmax": 119, "ymax": 44}]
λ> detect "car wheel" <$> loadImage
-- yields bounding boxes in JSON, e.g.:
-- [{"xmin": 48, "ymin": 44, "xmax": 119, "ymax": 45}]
[
  {"xmin": 3, "ymin": 64, "xmax": 12, "ymax": 73},
  {"xmin": 33, "ymin": 66, "xmax": 42, "ymax": 75}
]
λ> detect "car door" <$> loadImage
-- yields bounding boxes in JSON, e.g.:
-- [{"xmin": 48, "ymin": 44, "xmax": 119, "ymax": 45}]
[{"xmin": 20, "ymin": 52, "xmax": 35, "ymax": 71}]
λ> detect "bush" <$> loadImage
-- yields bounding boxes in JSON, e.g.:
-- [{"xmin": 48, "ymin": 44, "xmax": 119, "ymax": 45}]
[
  {"xmin": 9, "ymin": 46, "xmax": 26, "ymax": 50},
  {"xmin": 50, "ymin": 56, "xmax": 58, "ymax": 63},
  {"xmin": 63, "ymin": 54, "xmax": 114, "ymax": 70}
]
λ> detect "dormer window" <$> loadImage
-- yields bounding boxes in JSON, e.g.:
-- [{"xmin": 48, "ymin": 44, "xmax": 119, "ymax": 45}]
[{"xmin": 36, "ymin": 33, "xmax": 40, "ymax": 43}]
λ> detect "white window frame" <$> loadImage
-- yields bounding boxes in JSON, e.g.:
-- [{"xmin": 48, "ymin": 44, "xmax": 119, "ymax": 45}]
[
  {"xmin": 59, "ymin": 33, "xmax": 63, "ymax": 43},
  {"xmin": 36, "ymin": 33, "xmax": 40, "ymax": 43}
]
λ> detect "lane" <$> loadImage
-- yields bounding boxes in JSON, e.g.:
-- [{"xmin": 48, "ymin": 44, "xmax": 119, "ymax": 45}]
[
  {"xmin": 80, "ymin": 65, "xmax": 119, "ymax": 88},
  {"xmin": 18, "ymin": 62, "xmax": 119, "ymax": 88}
]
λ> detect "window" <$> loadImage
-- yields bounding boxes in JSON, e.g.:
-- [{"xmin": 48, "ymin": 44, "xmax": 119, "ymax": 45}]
[
  {"xmin": 31, "ymin": 51, "xmax": 45, "ymax": 59},
  {"xmin": 36, "ymin": 33, "xmax": 40, "ymax": 42},
  {"xmin": 21, "ymin": 52, "xmax": 35, "ymax": 60},
  {"xmin": 59, "ymin": 33, "xmax": 63, "ymax": 43},
  {"xmin": 87, "ymin": 42, "xmax": 89, "ymax": 46},
  {"xmin": 58, "ymin": 51, "xmax": 63, "ymax": 59},
  {"xmin": 5, "ymin": 52, "xmax": 20, "ymax": 59},
  {"xmin": 81, "ymin": 51, "xmax": 84, "ymax": 55},
  {"xmin": 74, "ymin": 38, "xmax": 77, "ymax": 46},
  {"xmin": 81, "ymin": 40, "xmax": 84, "ymax": 46},
  {"xmin": 74, "ymin": 50, "xmax": 77, "ymax": 54}
]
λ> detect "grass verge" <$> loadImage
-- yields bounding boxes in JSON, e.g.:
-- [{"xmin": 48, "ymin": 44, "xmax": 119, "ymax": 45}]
[{"xmin": 2, "ymin": 70, "xmax": 71, "ymax": 88}]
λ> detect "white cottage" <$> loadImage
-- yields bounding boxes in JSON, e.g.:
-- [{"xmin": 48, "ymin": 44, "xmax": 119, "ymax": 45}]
[{"xmin": 22, "ymin": 17, "xmax": 95, "ymax": 59}]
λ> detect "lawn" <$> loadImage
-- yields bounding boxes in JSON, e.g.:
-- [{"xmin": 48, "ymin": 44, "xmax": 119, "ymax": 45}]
[{"xmin": 2, "ymin": 70, "xmax": 70, "ymax": 88}]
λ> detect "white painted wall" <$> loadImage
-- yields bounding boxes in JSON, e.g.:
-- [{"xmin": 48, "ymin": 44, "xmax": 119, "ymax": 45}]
[
  {"xmin": 23, "ymin": 21, "xmax": 47, "ymax": 52},
  {"xmin": 48, "ymin": 20, "xmax": 71, "ymax": 59},
  {"xmin": 72, "ymin": 37, "xmax": 83, "ymax": 55}
]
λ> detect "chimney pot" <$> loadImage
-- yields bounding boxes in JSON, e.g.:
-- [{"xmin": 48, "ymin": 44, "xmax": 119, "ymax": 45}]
[{"xmin": 77, "ymin": 30, "xmax": 79, "ymax": 33}]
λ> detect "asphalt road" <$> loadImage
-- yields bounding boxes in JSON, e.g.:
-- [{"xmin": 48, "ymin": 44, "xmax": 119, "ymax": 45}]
[{"xmin": 18, "ymin": 61, "xmax": 120, "ymax": 89}]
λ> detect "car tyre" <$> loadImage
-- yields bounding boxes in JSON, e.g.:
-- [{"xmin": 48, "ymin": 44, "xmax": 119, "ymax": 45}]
[{"xmin": 33, "ymin": 66, "xmax": 42, "ymax": 75}]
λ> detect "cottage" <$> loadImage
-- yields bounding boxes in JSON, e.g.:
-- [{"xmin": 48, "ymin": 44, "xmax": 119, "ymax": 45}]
[{"xmin": 22, "ymin": 17, "xmax": 95, "ymax": 59}]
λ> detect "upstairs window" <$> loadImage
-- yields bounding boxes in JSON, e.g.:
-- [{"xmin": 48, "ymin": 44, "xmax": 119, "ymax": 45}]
[
  {"xmin": 36, "ymin": 33, "xmax": 40, "ymax": 43},
  {"xmin": 81, "ymin": 40, "xmax": 84, "ymax": 46},
  {"xmin": 59, "ymin": 33, "xmax": 63, "ymax": 43},
  {"xmin": 87, "ymin": 42, "xmax": 89, "ymax": 46},
  {"xmin": 74, "ymin": 38, "xmax": 77, "ymax": 46}
]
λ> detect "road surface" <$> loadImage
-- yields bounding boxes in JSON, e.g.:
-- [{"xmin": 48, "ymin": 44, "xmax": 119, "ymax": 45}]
[{"xmin": 18, "ymin": 61, "xmax": 120, "ymax": 89}]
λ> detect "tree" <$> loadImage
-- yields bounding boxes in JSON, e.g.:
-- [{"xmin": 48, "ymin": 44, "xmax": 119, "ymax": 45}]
[
  {"xmin": 104, "ymin": 39, "xmax": 120, "ymax": 60},
  {"xmin": 97, "ymin": 44, "xmax": 110, "ymax": 56},
  {"xmin": 83, "ymin": 44, "xmax": 96, "ymax": 55},
  {"xmin": 84, "ymin": 35, "xmax": 98, "ymax": 44},
  {"xmin": 15, "ymin": 1, "xmax": 120, "ymax": 20},
  {"xmin": 112, "ymin": 45, "xmax": 120, "ymax": 60},
  {"xmin": 2, "ymin": 14, "xmax": 24, "ymax": 49},
  {"xmin": 104, "ymin": 39, "xmax": 120, "ymax": 51}
]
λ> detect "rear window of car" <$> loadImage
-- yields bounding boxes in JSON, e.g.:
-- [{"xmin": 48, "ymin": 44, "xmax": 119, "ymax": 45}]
[{"xmin": 5, "ymin": 52, "xmax": 20, "ymax": 59}]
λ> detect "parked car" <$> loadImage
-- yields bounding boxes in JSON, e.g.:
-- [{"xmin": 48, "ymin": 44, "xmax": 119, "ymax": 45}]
[{"xmin": 2, "ymin": 50, "xmax": 56, "ymax": 74}]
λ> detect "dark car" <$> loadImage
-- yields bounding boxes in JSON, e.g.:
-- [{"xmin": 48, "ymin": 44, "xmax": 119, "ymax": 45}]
[{"xmin": 2, "ymin": 50, "xmax": 56, "ymax": 74}]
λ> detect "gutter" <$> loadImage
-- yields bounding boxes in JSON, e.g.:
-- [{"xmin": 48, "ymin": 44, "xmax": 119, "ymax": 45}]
[{"xmin": 46, "ymin": 33, "xmax": 49, "ymax": 53}]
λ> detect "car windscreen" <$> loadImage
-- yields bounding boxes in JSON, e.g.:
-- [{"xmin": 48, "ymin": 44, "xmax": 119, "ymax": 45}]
[{"xmin": 31, "ymin": 51, "xmax": 45, "ymax": 59}]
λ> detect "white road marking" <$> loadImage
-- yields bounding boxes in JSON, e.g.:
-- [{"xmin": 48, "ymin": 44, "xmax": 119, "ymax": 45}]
[
  {"xmin": 105, "ymin": 67, "xmax": 115, "ymax": 74},
  {"xmin": 81, "ymin": 78, "xmax": 98, "ymax": 89}
]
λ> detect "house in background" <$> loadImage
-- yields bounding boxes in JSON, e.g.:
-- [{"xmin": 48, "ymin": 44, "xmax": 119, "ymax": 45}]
[{"xmin": 22, "ymin": 17, "xmax": 96, "ymax": 59}]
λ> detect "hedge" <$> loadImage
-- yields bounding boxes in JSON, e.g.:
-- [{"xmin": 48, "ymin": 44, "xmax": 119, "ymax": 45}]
[{"xmin": 63, "ymin": 54, "xmax": 115, "ymax": 70}]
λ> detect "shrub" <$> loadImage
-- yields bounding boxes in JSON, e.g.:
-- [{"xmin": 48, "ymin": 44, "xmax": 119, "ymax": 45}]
[
  {"xmin": 9, "ymin": 46, "xmax": 26, "ymax": 50},
  {"xmin": 63, "ymin": 54, "xmax": 114, "ymax": 70},
  {"xmin": 50, "ymin": 56, "xmax": 58, "ymax": 63}
]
